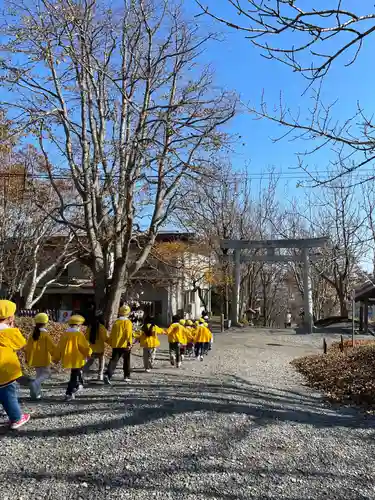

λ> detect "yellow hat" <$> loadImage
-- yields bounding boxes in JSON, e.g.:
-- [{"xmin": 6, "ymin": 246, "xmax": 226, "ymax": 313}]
[
  {"xmin": 179, "ymin": 319, "xmax": 186, "ymax": 326},
  {"xmin": 34, "ymin": 312, "xmax": 49, "ymax": 324},
  {"xmin": 187, "ymin": 319, "xmax": 193, "ymax": 326},
  {"xmin": 68, "ymin": 314, "xmax": 85, "ymax": 325},
  {"xmin": 0, "ymin": 300, "xmax": 16, "ymax": 319},
  {"xmin": 119, "ymin": 305, "xmax": 130, "ymax": 316}
]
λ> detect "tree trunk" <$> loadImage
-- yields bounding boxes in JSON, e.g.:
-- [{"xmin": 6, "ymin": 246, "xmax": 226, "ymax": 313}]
[
  {"xmin": 94, "ymin": 267, "xmax": 108, "ymax": 311},
  {"xmin": 196, "ymin": 286, "xmax": 208, "ymax": 311},
  {"xmin": 103, "ymin": 259, "xmax": 127, "ymax": 327},
  {"xmin": 339, "ymin": 294, "xmax": 348, "ymax": 318},
  {"xmin": 24, "ymin": 282, "xmax": 37, "ymax": 309}
]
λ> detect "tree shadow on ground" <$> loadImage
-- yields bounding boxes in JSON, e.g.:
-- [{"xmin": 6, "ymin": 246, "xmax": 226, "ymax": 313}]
[
  {"xmin": 2, "ymin": 421, "xmax": 372, "ymax": 498},
  {"xmin": 6, "ymin": 373, "xmax": 375, "ymax": 440}
]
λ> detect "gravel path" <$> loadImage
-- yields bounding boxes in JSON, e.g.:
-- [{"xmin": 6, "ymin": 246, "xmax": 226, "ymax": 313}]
[{"xmin": 1, "ymin": 329, "xmax": 375, "ymax": 500}]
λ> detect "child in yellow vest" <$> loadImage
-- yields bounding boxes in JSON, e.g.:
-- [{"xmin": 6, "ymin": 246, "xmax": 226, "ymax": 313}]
[
  {"xmin": 104, "ymin": 305, "xmax": 133, "ymax": 385},
  {"xmin": 194, "ymin": 321, "xmax": 212, "ymax": 361},
  {"xmin": 0, "ymin": 300, "xmax": 30, "ymax": 429},
  {"xmin": 179, "ymin": 319, "xmax": 188, "ymax": 360},
  {"xmin": 26, "ymin": 312, "xmax": 56, "ymax": 400},
  {"xmin": 83, "ymin": 315, "xmax": 108, "ymax": 381},
  {"xmin": 138, "ymin": 316, "xmax": 164, "ymax": 372},
  {"xmin": 185, "ymin": 319, "xmax": 195, "ymax": 357},
  {"xmin": 166, "ymin": 315, "xmax": 186, "ymax": 368},
  {"xmin": 56, "ymin": 315, "xmax": 92, "ymax": 401}
]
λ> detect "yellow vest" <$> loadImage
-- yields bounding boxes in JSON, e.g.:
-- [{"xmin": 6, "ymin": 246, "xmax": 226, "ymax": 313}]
[
  {"xmin": 56, "ymin": 329, "xmax": 92, "ymax": 369},
  {"xmin": 139, "ymin": 325, "xmax": 164, "ymax": 348},
  {"xmin": 25, "ymin": 330, "xmax": 56, "ymax": 367},
  {"xmin": 166, "ymin": 323, "xmax": 186, "ymax": 343},
  {"xmin": 185, "ymin": 327, "xmax": 195, "ymax": 343},
  {"xmin": 108, "ymin": 318, "xmax": 133, "ymax": 348},
  {"xmin": 0, "ymin": 327, "xmax": 26, "ymax": 386},
  {"xmin": 85, "ymin": 324, "xmax": 108, "ymax": 354},
  {"xmin": 195, "ymin": 325, "xmax": 212, "ymax": 343}
]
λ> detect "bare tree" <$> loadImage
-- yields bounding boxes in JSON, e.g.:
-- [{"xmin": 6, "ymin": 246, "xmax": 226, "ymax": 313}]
[
  {"xmin": 198, "ymin": 1, "xmax": 375, "ymax": 185},
  {"xmin": 361, "ymin": 183, "xmax": 375, "ymax": 280},
  {"xmin": 0, "ymin": 112, "xmax": 78, "ymax": 304},
  {"xmin": 176, "ymin": 161, "xmax": 254, "ymax": 317},
  {"xmin": 177, "ymin": 164, "xmax": 290, "ymax": 325},
  {"xmin": 151, "ymin": 239, "xmax": 212, "ymax": 310},
  {"xmin": 290, "ymin": 180, "xmax": 367, "ymax": 317},
  {"xmin": 274, "ymin": 204, "xmax": 340, "ymax": 320},
  {"xmin": 0, "ymin": 0, "xmax": 236, "ymax": 323}
]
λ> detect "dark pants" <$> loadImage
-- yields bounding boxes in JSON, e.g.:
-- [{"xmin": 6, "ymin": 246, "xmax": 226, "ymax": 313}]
[
  {"xmin": 66, "ymin": 369, "xmax": 83, "ymax": 396},
  {"xmin": 195, "ymin": 342, "xmax": 204, "ymax": 357},
  {"xmin": 186, "ymin": 342, "xmax": 194, "ymax": 356},
  {"xmin": 106, "ymin": 348, "xmax": 131, "ymax": 379},
  {"xmin": 169, "ymin": 342, "xmax": 180, "ymax": 365}
]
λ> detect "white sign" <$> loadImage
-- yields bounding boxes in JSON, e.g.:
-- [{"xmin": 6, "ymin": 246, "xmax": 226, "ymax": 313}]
[{"xmin": 59, "ymin": 310, "xmax": 72, "ymax": 323}]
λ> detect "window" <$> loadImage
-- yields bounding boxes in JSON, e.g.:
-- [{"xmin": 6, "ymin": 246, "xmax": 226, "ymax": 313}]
[{"xmin": 184, "ymin": 290, "xmax": 195, "ymax": 305}]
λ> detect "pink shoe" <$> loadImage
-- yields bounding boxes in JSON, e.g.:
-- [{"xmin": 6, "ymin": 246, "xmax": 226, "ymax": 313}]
[{"xmin": 10, "ymin": 413, "xmax": 30, "ymax": 430}]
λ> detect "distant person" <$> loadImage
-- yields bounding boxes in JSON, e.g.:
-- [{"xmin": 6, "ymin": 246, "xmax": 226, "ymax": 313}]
[
  {"xmin": 201, "ymin": 309, "xmax": 209, "ymax": 320},
  {"xmin": 104, "ymin": 305, "xmax": 133, "ymax": 384},
  {"xmin": 83, "ymin": 314, "xmax": 108, "ymax": 381},
  {"xmin": 137, "ymin": 316, "xmax": 164, "ymax": 372},
  {"xmin": 285, "ymin": 311, "xmax": 292, "ymax": 328},
  {"xmin": 26, "ymin": 312, "xmax": 56, "ymax": 400},
  {"xmin": 194, "ymin": 321, "xmax": 212, "ymax": 361},
  {"xmin": 55, "ymin": 315, "xmax": 91, "ymax": 401},
  {"xmin": 166, "ymin": 315, "xmax": 185, "ymax": 368}
]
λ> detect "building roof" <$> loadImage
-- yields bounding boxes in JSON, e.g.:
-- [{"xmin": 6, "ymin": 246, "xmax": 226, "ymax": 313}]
[{"xmin": 354, "ymin": 281, "xmax": 375, "ymax": 302}]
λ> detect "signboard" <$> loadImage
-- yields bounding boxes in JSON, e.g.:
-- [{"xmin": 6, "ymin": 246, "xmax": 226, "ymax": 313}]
[{"xmin": 59, "ymin": 310, "xmax": 72, "ymax": 323}]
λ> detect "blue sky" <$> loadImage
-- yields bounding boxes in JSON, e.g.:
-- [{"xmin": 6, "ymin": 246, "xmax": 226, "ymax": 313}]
[{"xmin": 185, "ymin": 1, "xmax": 375, "ymax": 202}]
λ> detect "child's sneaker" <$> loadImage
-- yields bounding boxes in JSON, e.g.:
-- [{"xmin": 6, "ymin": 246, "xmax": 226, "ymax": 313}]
[
  {"xmin": 65, "ymin": 394, "xmax": 75, "ymax": 401},
  {"xmin": 10, "ymin": 413, "xmax": 30, "ymax": 430},
  {"xmin": 98, "ymin": 374, "xmax": 104, "ymax": 381},
  {"xmin": 76, "ymin": 384, "xmax": 84, "ymax": 392},
  {"xmin": 103, "ymin": 375, "xmax": 111, "ymax": 385},
  {"xmin": 177, "ymin": 362, "xmax": 182, "ymax": 368}
]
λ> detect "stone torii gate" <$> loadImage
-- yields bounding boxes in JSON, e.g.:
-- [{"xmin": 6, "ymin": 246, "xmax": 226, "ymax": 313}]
[{"xmin": 221, "ymin": 237, "xmax": 328, "ymax": 333}]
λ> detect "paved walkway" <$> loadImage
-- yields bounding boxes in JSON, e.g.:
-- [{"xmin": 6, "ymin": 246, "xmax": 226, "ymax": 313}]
[{"xmin": 1, "ymin": 329, "xmax": 375, "ymax": 499}]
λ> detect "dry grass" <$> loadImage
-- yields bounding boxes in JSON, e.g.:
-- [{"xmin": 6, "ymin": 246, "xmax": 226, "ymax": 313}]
[
  {"xmin": 328, "ymin": 338, "xmax": 375, "ymax": 352},
  {"xmin": 292, "ymin": 340, "xmax": 375, "ymax": 406}
]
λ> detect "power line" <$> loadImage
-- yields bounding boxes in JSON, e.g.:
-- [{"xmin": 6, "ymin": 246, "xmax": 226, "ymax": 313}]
[{"xmin": 0, "ymin": 170, "xmax": 373, "ymax": 181}]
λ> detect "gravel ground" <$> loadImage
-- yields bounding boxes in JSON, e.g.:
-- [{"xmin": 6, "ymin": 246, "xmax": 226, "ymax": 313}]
[{"xmin": 1, "ymin": 328, "xmax": 375, "ymax": 500}]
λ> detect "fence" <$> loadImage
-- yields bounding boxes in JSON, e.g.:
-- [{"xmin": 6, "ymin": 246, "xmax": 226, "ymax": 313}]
[{"xmin": 18, "ymin": 309, "xmax": 60, "ymax": 322}]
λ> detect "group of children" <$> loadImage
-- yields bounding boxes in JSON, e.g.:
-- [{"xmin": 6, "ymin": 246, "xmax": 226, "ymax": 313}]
[{"xmin": 0, "ymin": 300, "xmax": 213, "ymax": 430}]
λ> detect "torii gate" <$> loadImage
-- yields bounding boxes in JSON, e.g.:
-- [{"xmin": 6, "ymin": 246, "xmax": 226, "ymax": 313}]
[{"xmin": 221, "ymin": 237, "xmax": 328, "ymax": 334}]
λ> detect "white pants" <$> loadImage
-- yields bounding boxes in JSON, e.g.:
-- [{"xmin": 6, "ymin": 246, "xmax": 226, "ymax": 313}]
[{"xmin": 30, "ymin": 367, "xmax": 51, "ymax": 398}]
